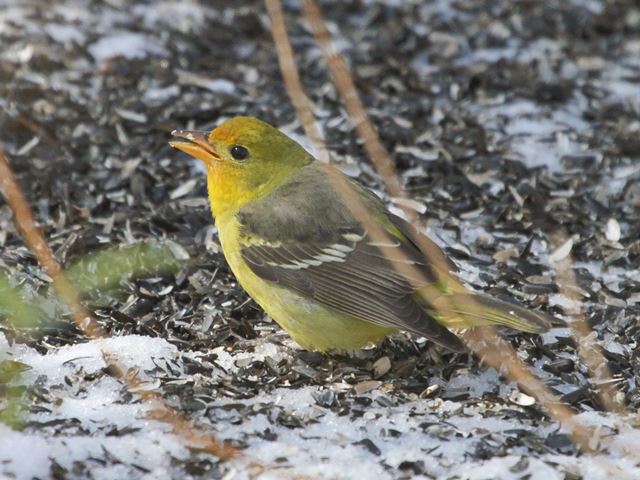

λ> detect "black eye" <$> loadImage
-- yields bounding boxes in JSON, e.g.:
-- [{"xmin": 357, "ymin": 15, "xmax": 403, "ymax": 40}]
[{"xmin": 230, "ymin": 145, "xmax": 249, "ymax": 160}]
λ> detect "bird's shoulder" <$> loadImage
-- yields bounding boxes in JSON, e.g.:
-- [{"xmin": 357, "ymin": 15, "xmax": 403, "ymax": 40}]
[
  {"xmin": 235, "ymin": 162, "xmax": 456, "ymax": 272},
  {"xmin": 236, "ymin": 162, "xmax": 379, "ymax": 244}
]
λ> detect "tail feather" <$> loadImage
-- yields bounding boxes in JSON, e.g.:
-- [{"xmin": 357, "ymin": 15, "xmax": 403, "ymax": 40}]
[{"xmin": 432, "ymin": 293, "xmax": 555, "ymax": 333}]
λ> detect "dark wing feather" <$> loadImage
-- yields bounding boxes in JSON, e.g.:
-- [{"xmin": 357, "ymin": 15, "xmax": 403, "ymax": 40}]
[
  {"xmin": 236, "ymin": 163, "xmax": 464, "ymax": 351},
  {"xmin": 386, "ymin": 213, "xmax": 458, "ymax": 273},
  {"xmin": 240, "ymin": 226, "xmax": 465, "ymax": 351}
]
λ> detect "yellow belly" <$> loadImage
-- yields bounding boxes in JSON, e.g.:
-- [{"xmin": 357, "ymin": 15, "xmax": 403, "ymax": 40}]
[{"xmin": 216, "ymin": 215, "xmax": 395, "ymax": 351}]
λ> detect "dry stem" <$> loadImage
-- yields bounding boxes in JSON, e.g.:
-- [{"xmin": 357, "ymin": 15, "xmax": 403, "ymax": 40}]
[
  {"xmin": 549, "ymin": 231, "xmax": 625, "ymax": 413},
  {"xmin": 265, "ymin": 0, "xmax": 331, "ymax": 163}
]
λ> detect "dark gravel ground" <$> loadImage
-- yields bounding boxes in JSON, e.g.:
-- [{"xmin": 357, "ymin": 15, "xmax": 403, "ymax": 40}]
[{"xmin": 0, "ymin": 0, "xmax": 639, "ymax": 479}]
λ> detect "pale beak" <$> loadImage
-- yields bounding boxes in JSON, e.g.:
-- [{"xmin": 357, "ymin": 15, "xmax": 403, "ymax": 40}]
[{"xmin": 169, "ymin": 130, "xmax": 220, "ymax": 163}]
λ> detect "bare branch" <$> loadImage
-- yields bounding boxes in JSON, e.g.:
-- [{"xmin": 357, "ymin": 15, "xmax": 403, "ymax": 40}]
[
  {"xmin": 265, "ymin": 0, "xmax": 331, "ymax": 163},
  {"xmin": 549, "ymin": 231, "xmax": 625, "ymax": 413},
  {"xmin": 301, "ymin": 0, "xmax": 402, "ymax": 195}
]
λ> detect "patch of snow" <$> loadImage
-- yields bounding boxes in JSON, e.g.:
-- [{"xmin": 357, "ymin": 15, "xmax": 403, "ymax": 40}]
[
  {"xmin": 455, "ymin": 263, "xmax": 488, "ymax": 287},
  {"xmin": 132, "ymin": 1, "xmax": 209, "ymax": 32},
  {"xmin": 540, "ymin": 327, "xmax": 573, "ymax": 344},
  {"xmin": 0, "ymin": 424, "xmax": 186, "ymax": 480},
  {"xmin": 0, "ymin": 334, "xmax": 188, "ymax": 479},
  {"xmin": 599, "ymin": 59, "xmax": 640, "ymax": 106},
  {"xmin": 88, "ymin": 32, "xmax": 166, "ymax": 63},
  {"xmin": 142, "ymin": 85, "xmax": 181, "ymax": 105},
  {"xmin": 45, "ymin": 23, "xmax": 86, "ymax": 44},
  {"xmin": 471, "ymin": 98, "xmax": 591, "ymax": 171},
  {"xmin": 410, "ymin": 52, "xmax": 437, "ymax": 78},
  {"xmin": 573, "ymin": 261, "xmax": 640, "ymax": 293},
  {"xmin": 548, "ymin": 293, "xmax": 583, "ymax": 312},
  {"xmin": 2, "ymin": 330, "xmax": 639, "ymax": 479},
  {"xmin": 176, "ymin": 71, "xmax": 237, "ymax": 95},
  {"xmin": 457, "ymin": 455, "xmax": 563, "ymax": 480},
  {"xmin": 0, "ymin": 426, "xmax": 52, "ymax": 480},
  {"xmin": 447, "ymin": 368, "xmax": 504, "ymax": 397},
  {"xmin": 52, "ymin": 2, "xmax": 95, "ymax": 24},
  {"xmin": 15, "ymin": 335, "xmax": 179, "ymax": 382},
  {"xmin": 204, "ymin": 341, "xmax": 291, "ymax": 376}
]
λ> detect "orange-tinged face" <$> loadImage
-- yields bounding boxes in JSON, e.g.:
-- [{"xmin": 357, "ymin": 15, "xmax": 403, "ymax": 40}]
[{"xmin": 170, "ymin": 117, "xmax": 313, "ymax": 217}]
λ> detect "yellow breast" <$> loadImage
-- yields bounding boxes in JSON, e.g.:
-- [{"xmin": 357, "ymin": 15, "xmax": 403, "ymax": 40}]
[{"xmin": 213, "ymin": 213, "xmax": 395, "ymax": 351}]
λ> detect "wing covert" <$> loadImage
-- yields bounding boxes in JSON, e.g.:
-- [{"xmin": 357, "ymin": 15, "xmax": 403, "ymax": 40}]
[{"xmin": 239, "ymin": 224, "xmax": 464, "ymax": 351}]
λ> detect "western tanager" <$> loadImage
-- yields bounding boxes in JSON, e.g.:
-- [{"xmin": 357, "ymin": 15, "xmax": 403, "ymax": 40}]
[{"xmin": 169, "ymin": 117, "xmax": 552, "ymax": 352}]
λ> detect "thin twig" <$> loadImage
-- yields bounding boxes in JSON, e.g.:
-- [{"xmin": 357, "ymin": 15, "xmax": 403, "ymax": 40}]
[
  {"xmin": 319, "ymin": 138, "xmax": 598, "ymax": 453},
  {"xmin": 301, "ymin": 0, "xmax": 402, "ymax": 195},
  {"xmin": 300, "ymin": 0, "xmax": 463, "ymax": 288},
  {"xmin": 269, "ymin": 0, "xmax": 460, "ymax": 318},
  {"xmin": 549, "ymin": 231, "xmax": 625, "ymax": 413},
  {"xmin": 464, "ymin": 328, "xmax": 592, "ymax": 443},
  {"xmin": 0, "ymin": 146, "xmax": 236, "ymax": 460},
  {"xmin": 265, "ymin": 0, "xmax": 331, "ymax": 163},
  {"xmin": 15, "ymin": 114, "xmax": 57, "ymax": 146}
]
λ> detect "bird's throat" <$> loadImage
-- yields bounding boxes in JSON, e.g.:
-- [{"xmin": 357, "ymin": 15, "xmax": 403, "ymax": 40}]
[
  {"xmin": 205, "ymin": 165, "xmax": 270, "ymax": 219},
  {"xmin": 207, "ymin": 167, "xmax": 242, "ymax": 219}
]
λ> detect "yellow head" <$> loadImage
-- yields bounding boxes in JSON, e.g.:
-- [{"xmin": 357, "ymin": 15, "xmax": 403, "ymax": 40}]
[{"xmin": 170, "ymin": 117, "xmax": 313, "ymax": 217}]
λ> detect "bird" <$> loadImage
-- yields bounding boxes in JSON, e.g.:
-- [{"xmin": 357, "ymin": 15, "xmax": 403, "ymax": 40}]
[{"xmin": 169, "ymin": 116, "xmax": 552, "ymax": 352}]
